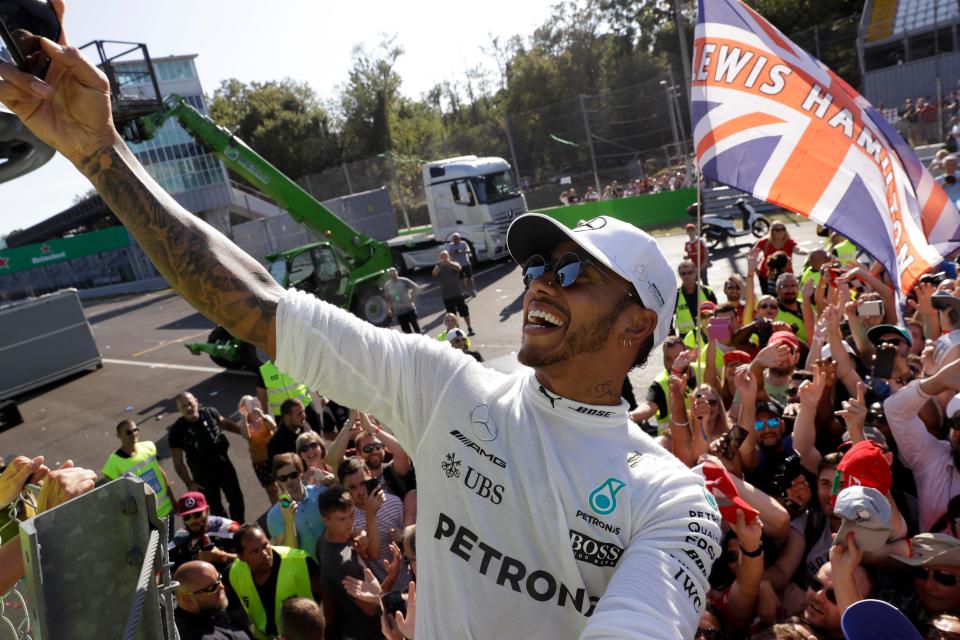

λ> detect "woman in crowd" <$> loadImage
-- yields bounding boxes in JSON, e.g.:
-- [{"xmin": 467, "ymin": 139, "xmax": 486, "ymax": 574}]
[{"xmin": 238, "ymin": 395, "xmax": 278, "ymax": 503}]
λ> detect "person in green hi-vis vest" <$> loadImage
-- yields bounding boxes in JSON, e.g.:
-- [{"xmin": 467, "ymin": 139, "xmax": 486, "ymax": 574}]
[{"xmin": 102, "ymin": 418, "xmax": 174, "ymax": 519}]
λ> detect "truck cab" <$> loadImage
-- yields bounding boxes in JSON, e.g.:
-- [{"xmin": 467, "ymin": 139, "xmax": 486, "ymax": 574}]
[{"xmin": 388, "ymin": 156, "xmax": 527, "ymax": 270}]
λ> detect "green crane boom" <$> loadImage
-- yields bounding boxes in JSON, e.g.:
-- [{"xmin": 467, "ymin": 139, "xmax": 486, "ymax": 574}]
[{"xmin": 137, "ymin": 94, "xmax": 393, "ymax": 281}]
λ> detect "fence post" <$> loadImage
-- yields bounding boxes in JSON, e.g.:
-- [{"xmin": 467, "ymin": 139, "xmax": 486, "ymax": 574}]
[
  {"xmin": 503, "ymin": 114, "xmax": 522, "ymax": 188},
  {"xmin": 342, "ymin": 163, "xmax": 354, "ymax": 195},
  {"xmin": 388, "ymin": 153, "xmax": 412, "ymax": 229},
  {"xmin": 579, "ymin": 94, "xmax": 601, "ymax": 194}
]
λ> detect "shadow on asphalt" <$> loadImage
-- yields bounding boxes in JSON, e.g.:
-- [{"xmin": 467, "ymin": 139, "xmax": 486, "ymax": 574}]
[
  {"xmin": 85, "ymin": 291, "xmax": 180, "ymax": 325},
  {"xmin": 500, "ymin": 291, "xmax": 524, "ymax": 322},
  {"xmin": 157, "ymin": 312, "xmax": 216, "ymax": 331}
]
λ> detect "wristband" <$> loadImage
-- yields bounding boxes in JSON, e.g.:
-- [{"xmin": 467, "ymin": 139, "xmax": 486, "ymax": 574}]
[
  {"xmin": 671, "ymin": 418, "xmax": 689, "ymax": 426},
  {"xmin": 740, "ymin": 543, "xmax": 764, "ymax": 557}
]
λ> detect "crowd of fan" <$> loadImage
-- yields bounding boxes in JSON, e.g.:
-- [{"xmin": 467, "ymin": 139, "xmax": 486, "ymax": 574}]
[
  {"xmin": 887, "ymin": 92, "xmax": 960, "ymax": 148},
  {"xmin": 559, "ymin": 168, "xmax": 689, "ymax": 205},
  {"xmin": 623, "ymin": 154, "xmax": 960, "ymax": 637}
]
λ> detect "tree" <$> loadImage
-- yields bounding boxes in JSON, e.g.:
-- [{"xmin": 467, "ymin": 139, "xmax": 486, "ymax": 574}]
[
  {"xmin": 338, "ymin": 37, "xmax": 404, "ymax": 160},
  {"xmin": 209, "ymin": 78, "xmax": 341, "ymax": 179}
]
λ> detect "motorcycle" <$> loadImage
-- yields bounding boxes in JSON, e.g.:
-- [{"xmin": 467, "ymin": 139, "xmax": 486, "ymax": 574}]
[{"xmin": 697, "ymin": 199, "xmax": 770, "ymax": 248}]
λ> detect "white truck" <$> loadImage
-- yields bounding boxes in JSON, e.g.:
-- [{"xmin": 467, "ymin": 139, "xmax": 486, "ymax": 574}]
[{"xmin": 387, "ymin": 155, "xmax": 527, "ymax": 270}]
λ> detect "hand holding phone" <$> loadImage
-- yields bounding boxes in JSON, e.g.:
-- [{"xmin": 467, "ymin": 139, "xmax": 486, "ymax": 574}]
[
  {"xmin": 872, "ymin": 345, "xmax": 896, "ymax": 380},
  {"xmin": 0, "ymin": 0, "xmax": 62, "ymax": 79},
  {"xmin": 707, "ymin": 317, "xmax": 732, "ymax": 341},
  {"xmin": 857, "ymin": 299, "xmax": 883, "ymax": 318}
]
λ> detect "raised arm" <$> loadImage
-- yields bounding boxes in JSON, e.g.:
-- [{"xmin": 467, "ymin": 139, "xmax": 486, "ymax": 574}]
[
  {"xmin": 743, "ymin": 247, "xmax": 761, "ymax": 325},
  {"xmin": 793, "ymin": 369, "xmax": 827, "ymax": 474},
  {"xmin": 0, "ymin": 39, "xmax": 283, "ymax": 356}
]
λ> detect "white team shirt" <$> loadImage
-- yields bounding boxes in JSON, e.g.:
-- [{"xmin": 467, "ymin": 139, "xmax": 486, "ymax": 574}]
[{"xmin": 276, "ymin": 289, "xmax": 720, "ymax": 639}]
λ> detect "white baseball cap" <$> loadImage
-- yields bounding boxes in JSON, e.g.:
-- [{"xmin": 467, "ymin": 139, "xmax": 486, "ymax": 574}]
[
  {"xmin": 834, "ymin": 486, "xmax": 893, "ymax": 552},
  {"xmin": 947, "ymin": 393, "xmax": 960, "ymax": 419},
  {"xmin": 506, "ymin": 214, "xmax": 677, "ymax": 347}
]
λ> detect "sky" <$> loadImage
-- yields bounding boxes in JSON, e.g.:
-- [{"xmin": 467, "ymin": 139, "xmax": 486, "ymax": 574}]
[{"xmin": 0, "ymin": 0, "xmax": 562, "ymax": 238}]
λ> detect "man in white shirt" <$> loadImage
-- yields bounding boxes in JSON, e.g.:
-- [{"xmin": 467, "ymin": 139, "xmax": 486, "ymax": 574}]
[{"xmin": 0, "ymin": 38, "xmax": 720, "ymax": 638}]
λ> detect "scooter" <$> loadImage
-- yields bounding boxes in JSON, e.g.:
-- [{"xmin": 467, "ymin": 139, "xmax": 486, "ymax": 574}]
[{"xmin": 697, "ymin": 199, "xmax": 770, "ymax": 248}]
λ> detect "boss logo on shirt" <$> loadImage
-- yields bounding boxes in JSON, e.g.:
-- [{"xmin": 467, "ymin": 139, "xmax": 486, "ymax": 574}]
[{"xmin": 569, "ymin": 529, "xmax": 623, "ymax": 568}]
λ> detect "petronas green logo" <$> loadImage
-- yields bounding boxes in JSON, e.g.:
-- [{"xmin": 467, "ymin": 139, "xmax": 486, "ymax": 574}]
[{"xmin": 588, "ymin": 477, "xmax": 626, "ymax": 516}]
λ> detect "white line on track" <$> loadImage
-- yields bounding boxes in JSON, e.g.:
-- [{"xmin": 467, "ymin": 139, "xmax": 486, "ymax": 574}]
[{"xmin": 102, "ymin": 358, "xmax": 255, "ymax": 375}]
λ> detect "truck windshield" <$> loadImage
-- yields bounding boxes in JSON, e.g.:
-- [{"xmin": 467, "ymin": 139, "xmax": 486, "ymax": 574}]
[
  {"xmin": 268, "ymin": 259, "xmax": 288, "ymax": 285},
  {"xmin": 470, "ymin": 172, "xmax": 519, "ymax": 205}
]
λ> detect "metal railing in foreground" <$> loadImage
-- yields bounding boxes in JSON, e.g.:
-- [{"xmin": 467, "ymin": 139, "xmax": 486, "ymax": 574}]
[{"xmin": 16, "ymin": 477, "xmax": 178, "ymax": 640}]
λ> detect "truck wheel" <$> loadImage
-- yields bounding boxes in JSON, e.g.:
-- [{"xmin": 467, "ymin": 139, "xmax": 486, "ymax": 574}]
[{"xmin": 354, "ymin": 288, "xmax": 391, "ymax": 327}]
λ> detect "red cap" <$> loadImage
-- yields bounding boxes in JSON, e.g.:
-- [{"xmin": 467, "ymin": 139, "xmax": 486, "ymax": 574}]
[
  {"xmin": 723, "ymin": 350, "xmax": 752, "ymax": 366},
  {"xmin": 685, "ymin": 223, "xmax": 697, "ymax": 231},
  {"xmin": 177, "ymin": 491, "xmax": 208, "ymax": 516},
  {"xmin": 699, "ymin": 460, "xmax": 759, "ymax": 525},
  {"xmin": 769, "ymin": 330, "xmax": 800, "ymax": 350},
  {"xmin": 699, "ymin": 301, "xmax": 717, "ymax": 314},
  {"xmin": 837, "ymin": 441, "xmax": 892, "ymax": 495}
]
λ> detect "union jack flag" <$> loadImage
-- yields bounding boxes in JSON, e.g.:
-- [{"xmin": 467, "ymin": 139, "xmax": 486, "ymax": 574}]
[{"xmin": 693, "ymin": 0, "xmax": 960, "ymax": 295}]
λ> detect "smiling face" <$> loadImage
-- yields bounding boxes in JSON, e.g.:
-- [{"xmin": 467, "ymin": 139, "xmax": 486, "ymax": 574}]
[
  {"xmin": 803, "ymin": 563, "xmax": 840, "ymax": 632},
  {"xmin": 915, "ymin": 565, "xmax": 960, "ymax": 614},
  {"xmin": 756, "ymin": 295, "xmax": 779, "ymax": 320},
  {"xmin": 755, "ymin": 410, "xmax": 784, "ymax": 449},
  {"xmin": 176, "ymin": 392, "xmax": 200, "ymax": 421},
  {"xmin": 518, "ymin": 240, "xmax": 650, "ymax": 374}
]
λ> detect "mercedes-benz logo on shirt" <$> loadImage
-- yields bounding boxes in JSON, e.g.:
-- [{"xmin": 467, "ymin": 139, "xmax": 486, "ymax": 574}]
[
  {"xmin": 574, "ymin": 217, "xmax": 607, "ymax": 232},
  {"xmin": 469, "ymin": 404, "xmax": 498, "ymax": 441}
]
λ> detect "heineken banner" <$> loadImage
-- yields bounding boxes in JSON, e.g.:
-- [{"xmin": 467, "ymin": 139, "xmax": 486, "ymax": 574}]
[{"xmin": 0, "ymin": 226, "xmax": 131, "ymax": 274}]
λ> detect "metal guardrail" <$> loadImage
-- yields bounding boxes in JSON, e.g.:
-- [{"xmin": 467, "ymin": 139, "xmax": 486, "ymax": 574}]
[{"xmin": 16, "ymin": 477, "xmax": 178, "ymax": 640}]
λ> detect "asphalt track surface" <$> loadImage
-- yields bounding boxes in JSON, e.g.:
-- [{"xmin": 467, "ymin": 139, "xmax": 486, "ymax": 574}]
[{"xmin": 0, "ymin": 215, "xmax": 820, "ymax": 522}]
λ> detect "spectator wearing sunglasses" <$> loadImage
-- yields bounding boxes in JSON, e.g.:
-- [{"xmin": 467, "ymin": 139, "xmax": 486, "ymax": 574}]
[
  {"xmin": 266, "ymin": 453, "xmax": 327, "ymax": 561},
  {"xmin": 798, "ymin": 557, "xmax": 875, "ymax": 640},
  {"xmin": 743, "ymin": 400, "xmax": 795, "ymax": 498},
  {"xmin": 173, "ymin": 560, "xmax": 252, "ymax": 640},
  {"xmin": 169, "ymin": 492, "xmax": 240, "ymax": 571},
  {"xmin": 885, "ymin": 534, "xmax": 960, "ymax": 631},
  {"xmin": 674, "ymin": 259, "xmax": 717, "ymax": 336},
  {"xmin": 326, "ymin": 412, "xmax": 416, "ymax": 505},
  {"xmin": 295, "ymin": 432, "xmax": 335, "ymax": 487},
  {"xmin": 101, "ymin": 418, "xmax": 174, "ymax": 519}
]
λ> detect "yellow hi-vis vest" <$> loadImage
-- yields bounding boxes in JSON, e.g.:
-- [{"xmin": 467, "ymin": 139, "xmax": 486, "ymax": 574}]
[
  {"xmin": 774, "ymin": 306, "xmax": 808, "ymax": 343},
  {"xmin": 101, "ymin": 441, "xmax": 173, "ymax": 517},
  {"xmin": 674, "ymin": 286, "xmax": 714, "ymax": 336},
  {"xmin": 260, "ymin": 361, "xmax": 312, "ymax": 417},
  {"xmin": 229, "ymin": 545, "xmax": 313, "ymax": 639}
]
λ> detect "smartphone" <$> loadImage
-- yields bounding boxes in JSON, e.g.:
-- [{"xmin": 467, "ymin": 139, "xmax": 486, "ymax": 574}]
[
  {"xmin": 857, "ymin": 300, "xmax": 884, "ymax": 318},
  {"xmin": 826, "ymin": 267, "xmax": 844, "ymax": 285},
  {"xmin": 707, "ymin": 317, "xmax": 732, "ymax": 341},
  {"xmin": 756, "ymin": 321, "xmax": 773, "ymax": 349},
  {"xmin": 0, "ymin": 0, "xmax": 61, "ymax": 79},
  {"xmin": 920, "ymin": 271, "xmax": 947, "ymax": 285},
  {"xmin": 872, "ymin": 347, "xmax": 896, "ymax": 380},
  {"xmin": 382, "ymin": 591, "xmax": 407, "ymax": 618},
  {"xmin": 363, "ymin": 478, "xmax": 380, "ymax": 495}
]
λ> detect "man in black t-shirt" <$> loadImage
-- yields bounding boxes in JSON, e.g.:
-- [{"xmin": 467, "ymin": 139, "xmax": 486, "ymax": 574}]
[
  {"xmin": 267, "ymin": 398, "xmax": 309, "ymax": 463},
  {"xmin": 173, "ymin": 560, "xmax": 252, "ymax": 640},
  {"xmin": 318, "ymin": 487, "xmax": 382, "ymax": 640},
  {"xmin": 170, "ymin": 391, "xmax": 246, "ymax": 522}
]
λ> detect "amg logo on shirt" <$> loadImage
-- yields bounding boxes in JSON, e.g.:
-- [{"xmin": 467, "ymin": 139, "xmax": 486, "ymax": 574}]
[
  {"xmin": 568, "ymin": 406, "xmax": 616, "ymax": 418},
  {"xmin": 449, "ymin": 430, "xmax": 507, "ymax": 468},
  {"xmin": 569, "ymin": 529, "xmax": 623, "ymax": 568}
]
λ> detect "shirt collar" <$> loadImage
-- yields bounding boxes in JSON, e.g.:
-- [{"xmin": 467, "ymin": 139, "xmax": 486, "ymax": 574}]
[{"xmin": 527, "ymin": 372, "xmax": 627, "ymax": 423}]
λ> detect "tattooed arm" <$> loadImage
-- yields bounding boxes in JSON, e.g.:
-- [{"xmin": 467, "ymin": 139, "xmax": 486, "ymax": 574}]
[{"xmin": 0, "ymin": 34, "xmax": 282, "ymax": 355}]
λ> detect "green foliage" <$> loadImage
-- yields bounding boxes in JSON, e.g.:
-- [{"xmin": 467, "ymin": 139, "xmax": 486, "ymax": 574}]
[{"xmin": 209, "ymin": 78, "xmax": 340, "ymax": 178}]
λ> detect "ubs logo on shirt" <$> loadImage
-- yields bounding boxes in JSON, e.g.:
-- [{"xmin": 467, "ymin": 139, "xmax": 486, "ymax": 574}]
[{"xmin": 441, "ymin": 453, "xmax": 504, "ymax": 505}]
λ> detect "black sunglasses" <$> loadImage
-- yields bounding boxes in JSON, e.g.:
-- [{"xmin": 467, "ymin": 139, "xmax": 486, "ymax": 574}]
[
  {"xmin": 911, "ymin": 566, "xmax": 960, "ymax": 587},
  {"xmin": 362, "ymin": 443, "xmax": 385, "ymax": 454},
  {"xmin": 298, "ymin": 441, "xmax": 322, "ymax": 453},
  {"xmin": 189, "ymin": 576, "xmax": 222, "ymax": 595},
  {"xmin": 809, "ymin": 577, "xmax": 837, "ymax": 604},
  {"xmin": 522, "ymin": 252, "xmax": 640, "ymax": 303},
  {"xmin": 276, "ymin": 470, "xmax": 301, "ymax": 483}
]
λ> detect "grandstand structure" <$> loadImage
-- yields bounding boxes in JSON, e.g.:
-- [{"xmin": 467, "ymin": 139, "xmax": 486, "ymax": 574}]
[{"xmin": 859, "ymin": 0, "xmax": 960, "ymax": 108}]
